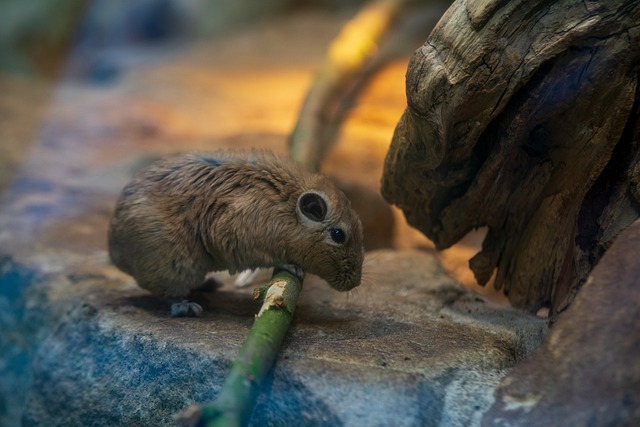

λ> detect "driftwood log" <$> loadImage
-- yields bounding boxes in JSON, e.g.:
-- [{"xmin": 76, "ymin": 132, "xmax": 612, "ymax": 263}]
[{"xmin": 382, "ymin": 0, "xmax": 640, "ymax": 315}]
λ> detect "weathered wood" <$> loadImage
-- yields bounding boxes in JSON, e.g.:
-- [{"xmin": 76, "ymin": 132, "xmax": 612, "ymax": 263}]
[
  {"xmin": 288, "ymin": 0, "xmax": 441, "ymax": 172},
  {"xmin": 481, "ymin": 220, "xmax": 640, "ymax": 426},
  {"xmin": 382, "ymin": 0, "xmax": 640, "ymax": 315}
]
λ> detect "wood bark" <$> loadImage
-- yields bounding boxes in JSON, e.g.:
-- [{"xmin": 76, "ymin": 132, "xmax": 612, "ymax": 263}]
[
  {"xmin": 482, "ymin": 220, "xmax": 640, "ymax": 426},
  {"xmin": 382, "ymin": 0, "xmax": 640, "ymax": 315}
]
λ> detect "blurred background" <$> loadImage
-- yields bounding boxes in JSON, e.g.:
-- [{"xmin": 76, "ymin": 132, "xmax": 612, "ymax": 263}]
[{"xmin": 0, "ymin": 0, "xmax": 376, "ymax": 77}]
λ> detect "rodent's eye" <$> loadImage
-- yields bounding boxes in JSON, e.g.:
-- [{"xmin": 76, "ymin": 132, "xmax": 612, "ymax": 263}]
[{"xmin": 330, "ymin": 228, "xmax": 346, "ymax": 244}]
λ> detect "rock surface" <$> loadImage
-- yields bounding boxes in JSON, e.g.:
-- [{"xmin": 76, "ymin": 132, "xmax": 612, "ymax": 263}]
[{"xmin": 23, "ymin": 250, "xmax": 547, "ymax": 427}]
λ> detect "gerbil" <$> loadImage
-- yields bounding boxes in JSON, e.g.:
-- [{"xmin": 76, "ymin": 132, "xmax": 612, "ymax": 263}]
[{"xmin": 108, "ymin": 151, "xmax": 364, "ymax": 316}]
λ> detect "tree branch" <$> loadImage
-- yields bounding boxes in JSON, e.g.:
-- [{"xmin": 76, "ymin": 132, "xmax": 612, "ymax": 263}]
[
  {"xmin": 177, "ymin": 270, "xmax": 303, "ymax": 427},
  {"xmin": 288, "ymin": 0, "xmax": 415, "ymax": 172}
]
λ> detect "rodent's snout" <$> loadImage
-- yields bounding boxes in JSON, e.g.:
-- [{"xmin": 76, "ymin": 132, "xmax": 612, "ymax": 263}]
[
  {"xmin": 303, "ymin": 244, "xmax": 363, "ymax": 292},
  {"xmin": 327, "ymin": 259, "xmax": 362, "ymax": 292},
  {"xmin": 338, "ymin": 276, "xmax": 361, "ymax": 292}
]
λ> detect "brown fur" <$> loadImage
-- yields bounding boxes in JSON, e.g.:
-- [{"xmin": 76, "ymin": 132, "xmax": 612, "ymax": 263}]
[{"xmin": 108, "ymin": 151, "xmax": 364, "ymax": 299}]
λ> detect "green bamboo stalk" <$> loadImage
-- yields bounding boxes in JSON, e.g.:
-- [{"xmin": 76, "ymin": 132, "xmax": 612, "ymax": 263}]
[{"xmin": 177, "ymin": 270, "xmax": 303, "ymax": 427}]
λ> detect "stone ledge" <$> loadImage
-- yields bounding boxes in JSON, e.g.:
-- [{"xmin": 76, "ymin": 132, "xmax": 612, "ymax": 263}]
[{"xmin": 22, "ymin": 250, "xmax": 547, "ymax": 426}]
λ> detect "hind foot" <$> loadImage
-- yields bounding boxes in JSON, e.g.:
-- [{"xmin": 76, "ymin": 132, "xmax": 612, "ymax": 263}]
[{"xmin": 169, "ymin": 299, "xmax": 203, "ymax": 317}]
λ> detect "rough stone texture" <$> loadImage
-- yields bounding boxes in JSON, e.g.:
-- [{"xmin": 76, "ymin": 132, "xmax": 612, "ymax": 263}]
[
  {"xmin": 381, "ymin": 0, "xmax": 640, "ymax": 316},
  {"xmin": 0, "ymin": 256, "xmax": 53, "ymax": 427},
  {"xmin": 482, "ymin": 219, "xmax": 640, "ymax": 426},
  {"xmin": 23, "ymin": 250, "xmax": 547, "ymax": 427}
]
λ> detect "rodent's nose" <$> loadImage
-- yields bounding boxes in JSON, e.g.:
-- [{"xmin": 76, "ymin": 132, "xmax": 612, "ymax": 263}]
[{"xmin": 336, "ymin": 270, "xmax": 361, "ymax": 292}]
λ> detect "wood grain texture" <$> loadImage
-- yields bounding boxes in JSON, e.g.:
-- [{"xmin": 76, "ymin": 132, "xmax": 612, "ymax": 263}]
[
  {"xmin": 382, "ymin": 0, "xmax": 640, "ymax": 315},
  {"xmin": 481, "ymin": 220, "xmax": 640, "ymax": 426}
]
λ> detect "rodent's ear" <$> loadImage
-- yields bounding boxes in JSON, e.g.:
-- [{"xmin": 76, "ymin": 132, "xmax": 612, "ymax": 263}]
[{"xmin": 297, "ymin": 191, "xmax": 328, "ymax": 223}]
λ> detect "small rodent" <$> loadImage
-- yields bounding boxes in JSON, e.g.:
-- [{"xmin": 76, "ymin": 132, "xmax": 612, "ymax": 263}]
[{"xmin": 108, "ymin": 151, "xmax": 364, "ymax": 316}]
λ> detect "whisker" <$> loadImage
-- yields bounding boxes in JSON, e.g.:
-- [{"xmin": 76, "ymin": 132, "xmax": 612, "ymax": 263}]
[
  {"xmin": 360, "ymin": 262, "xmax": 383, "ymax": 288},
  {"xmin": 342, "ymin": 285, "xmax": 362, "ymax": 303},
  {"xmin": 360, "ymin": 273, "xmax": 381, "ymax": 290},
  {"xmin": 363, "ymin": 251, "xmax": 382, "ymax": 266}
]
